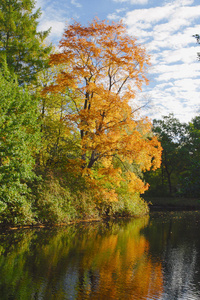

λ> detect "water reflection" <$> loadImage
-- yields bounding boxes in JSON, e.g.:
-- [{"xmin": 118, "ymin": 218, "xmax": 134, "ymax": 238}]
[
  {"xmin": 143, "ymin": 211, "xmax": 200, "ymax": 300},
  {"xmin": 0, "ymin": 212, "xmax": 200, "ymax": 299}
]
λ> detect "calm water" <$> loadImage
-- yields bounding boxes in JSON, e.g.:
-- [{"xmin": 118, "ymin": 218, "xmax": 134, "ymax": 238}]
[{"xmin": 0, "ymin": 211, "xmax": 200, "ymax": 299}]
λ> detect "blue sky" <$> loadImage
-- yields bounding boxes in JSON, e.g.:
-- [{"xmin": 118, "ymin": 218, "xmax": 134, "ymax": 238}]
[{"xmin": 36, "ymin": 0, "xmax": 200, "ymax": 122}]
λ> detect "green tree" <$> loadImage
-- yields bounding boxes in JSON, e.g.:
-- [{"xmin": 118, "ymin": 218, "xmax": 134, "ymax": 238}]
[
  {"xmin": 188, "ymin": 116, "xmax": 200, "ymax": 161},
  {"xmin": 31, "ymin": 66, "xmax": 80, "ymax": 170},
  {"xmin": 0, "ymin": 67, "xmax": 41, "ymax": 224},
  {"xmin": 146, "ymin": 114, "xmax": 188, "ymax": 196},
  {"xmin": 181, "ymin": 116, "xmax": 200, "ymax": 197},
  {"xmin": 0, "ymin": 0, "xmax": 52, "ymax": 84}
]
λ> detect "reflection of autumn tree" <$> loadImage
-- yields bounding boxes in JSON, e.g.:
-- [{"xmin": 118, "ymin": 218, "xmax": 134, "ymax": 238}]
[
  {"xmin": 76, "ymin": 217, "xmax": 163, "ymax": 299},
  {"xmin": 0, "ymin": 218, "xmax": 163, "ymax": 299},
  {"xmin": 77, "ymin": 236, "xmax": 163, "ymax": 300},
  {"xmin": 3, "ymin": 213, "xmax": 200, "ymax": 299}
]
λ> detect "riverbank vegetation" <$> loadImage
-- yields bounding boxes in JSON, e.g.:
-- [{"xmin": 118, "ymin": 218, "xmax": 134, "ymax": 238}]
[
  {"xmin": 0, "ymin": 0, "xmax": 164, "ymax": 225},
  {"xmin": 1, "ymin": 1, "xmax": 200, "ymax": 225}
]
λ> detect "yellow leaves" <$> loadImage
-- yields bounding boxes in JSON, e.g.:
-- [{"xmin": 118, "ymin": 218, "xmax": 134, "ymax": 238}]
[
  {"xmin": 81, "ymin": 167, "xmax": 92, "ymax": 177},
  {"xmin": 98, "ymin": 166, "xmax": 121, "ymax": 178},
  {"xmin": 50, "ymin": 18, "xmax": 150, "ymax": 96},
  {"xmin": 44, "ymin": 18, "xmax": 162, "ymax": 202},
  {"xmin": 136, "ymin": 135, "xmax": 162, "ymax": 171},
  {"xmin": 126, "ymin": 171, "xmax": 149, "ymax": 194},
  {"xmin": 100, "ymin": 156, "xmax": 112, "ymax": 168},
  {"xmin": 102, "ymin": 189, "xmax": 118, "ymax": 202}
]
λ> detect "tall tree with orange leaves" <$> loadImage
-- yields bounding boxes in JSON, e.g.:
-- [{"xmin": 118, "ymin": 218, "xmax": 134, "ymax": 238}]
[{"xmin": 44, "ymin": 19, "xmax": 162, "ymax": 208}]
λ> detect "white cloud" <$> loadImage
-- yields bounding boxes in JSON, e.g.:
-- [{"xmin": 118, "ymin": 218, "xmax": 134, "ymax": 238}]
[
  {"xmin": 125, "ymin": 6, "xmax": 173, "ymax": 27},
  {"xmin": 107, "ymin": 12, "xmax": 120, "ymax": 20},
  {"xmin": 36, "ymin": 3, "xmax": 71, "ymax": 44},
  {"xmin": 113, "ymin": 0, "xmax": 148, "ymax": 4},
  {"xmin": 38, "ymin": 20, "xmax": 66, "ymax": 41},
  {"xmin": 151, "ymin": 63, "xmax": 200, "ymax": 81},
  {"xmin": 121, "ymin": 0, "xmax": 200, "ymax": 121},
  {"xmin": 124, "ymin": 2, "xmax": 200, "ymax": 52},
  {"xmin": 71, "ymin": 0, "xmax": 82, "ymax": 8},
  {"xmin": 116, "ymin": 8, "xmax": 127, "ymax": 13},
  {"xmin": 160, "ymin": 47, "xmax": 198, "ymax": 64}
]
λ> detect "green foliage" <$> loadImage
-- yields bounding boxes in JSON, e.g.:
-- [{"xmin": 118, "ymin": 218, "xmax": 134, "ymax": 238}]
[
  {"xmin": 146, "ymin": 114, "xmax": 200, "ymax": 199},
  {"xmin": 108, "ymin": 193, "xmax": 149, "ymax": 218},
  {"xmin": 148, "ymin": 114, "xmax": 187, "ymax": 195},
  {"xmin": 35, "ymin": 176, "xmax": 77, "ymax": 224},
  {"xmin": 0, "ymin": 11, "xmax": 154, "ymax": 224},
  {"xmin": 0, "ymin": 0, "xmax": 52, "ymax": 84},
  {"xmin": 0, "ymin": 68, "xmax": 41, "ymax": 224},
  {"xmin": 34, "ymin": 171, "xmax": 101, "ymax": 223},
  {"xmin": 180, "ymin": 116, "xmax": 200, "ymax": 197}
]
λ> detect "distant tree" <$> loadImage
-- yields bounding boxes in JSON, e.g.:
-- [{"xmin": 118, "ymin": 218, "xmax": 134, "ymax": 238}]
[
  {"xmin": 150, "ymin": 114, "xmax": 188, "ymax": 195},
  {"xmin": 0, "ymin": 67, "xmax": 41, "ymax": 224},
  {"xmin": 181, "ymin": 115, "xmax": 200, "ymax": 197},
  {"xmin": 188, "ymin": 116, "xmax": 200, "ymax": 161},
  {"xmin": 0, "ymin": 0, "xmax": 52, "ymax": 84}
]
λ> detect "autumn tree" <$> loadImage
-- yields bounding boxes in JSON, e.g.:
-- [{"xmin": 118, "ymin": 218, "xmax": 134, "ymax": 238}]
[
  {"xmin": 45, "ymin": 19, "xmax": 162, "ymax": 205},
  {"xmin": 0, "ymin": 0, "xmax": 52, "ymax": 84}
]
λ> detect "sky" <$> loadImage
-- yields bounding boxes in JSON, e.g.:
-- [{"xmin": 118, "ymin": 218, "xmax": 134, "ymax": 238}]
[{"xmin": 36, "ymin": 0, "xmax": 200, "ymax": 123}]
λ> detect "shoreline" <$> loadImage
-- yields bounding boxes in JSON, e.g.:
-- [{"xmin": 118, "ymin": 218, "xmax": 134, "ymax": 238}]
[
  {"xmin": 150, "ymin": 205, "xmax": 200, "ymax": 211},
  {"xmin": 2, "ymin": 199, "xmax": 200, "ymax": 230},
  {"xmin": 0, "ymin": 214, "xmax": 149, "ymax": 231},
  {"xmin": 145, "ymin": 196, "xmax": 200, "ymax": 211}
]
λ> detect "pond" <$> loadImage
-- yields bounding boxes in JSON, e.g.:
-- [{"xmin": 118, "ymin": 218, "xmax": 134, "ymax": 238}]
[{"xmin": 0, "ymin": 211, "xmax": 200, "ymax": 299}]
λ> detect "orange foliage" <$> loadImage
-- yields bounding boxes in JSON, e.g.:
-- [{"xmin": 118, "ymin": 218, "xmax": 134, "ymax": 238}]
[{"xmin": 45, "ymin": 19, "xmax": 162, "ymax": 198}]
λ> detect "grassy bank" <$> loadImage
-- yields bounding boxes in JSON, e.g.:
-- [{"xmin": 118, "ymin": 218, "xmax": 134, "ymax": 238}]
[{"xmin": 144, "ymin": 197, "xmax": 200, "ymax": 210}]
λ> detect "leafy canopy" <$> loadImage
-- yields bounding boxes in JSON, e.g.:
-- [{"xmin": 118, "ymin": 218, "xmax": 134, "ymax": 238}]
[
  {"xmin": 0, "ymin": 0, "xmax": 52, "ymax": 84},
  {"xmin": 0, "ymin": 66, "xmax": 41, "ymax": 223},
  {"xmin": 44, "ymin": 19, "xmax": 162, "ymax": 200}
]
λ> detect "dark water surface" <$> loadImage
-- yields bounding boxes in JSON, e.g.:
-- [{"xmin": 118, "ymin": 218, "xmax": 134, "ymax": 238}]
[{"xmin": 0, "ymin": 211, "xmax": 200, "ymax": 299}]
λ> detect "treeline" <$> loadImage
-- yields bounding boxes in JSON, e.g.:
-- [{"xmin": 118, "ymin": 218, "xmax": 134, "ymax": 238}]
[
  {"xmin": 145, "ymin": 114, "xmax": 200, "ymax": 198},
  {"xmin": 0, "ymin": 0, "xmax": 163, "ymax": 225}
]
